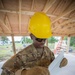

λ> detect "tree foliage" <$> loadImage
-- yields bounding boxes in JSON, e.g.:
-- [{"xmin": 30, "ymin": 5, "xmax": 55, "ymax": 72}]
[
  {"xmin": 48, "ymin": 36, "xmax": 58, "ymax": 43},
  {"xmin": 0, "ymin": 36, "xmax": 9, "ymax": 45},
  {"xmin": 21, "ymin": 36, "xmax": 32, "ymax": 44},
  {"xmin": 70, "ymin": 37, "xmax": 75, "ymax": 47}
]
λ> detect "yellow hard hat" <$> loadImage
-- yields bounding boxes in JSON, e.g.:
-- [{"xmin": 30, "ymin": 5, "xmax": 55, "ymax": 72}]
[{"xmin": 28, "ymin": 12, "xmax": 52, "ymax": 38}]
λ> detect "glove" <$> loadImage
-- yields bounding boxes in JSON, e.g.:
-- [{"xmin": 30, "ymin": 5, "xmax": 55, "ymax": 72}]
[
  {"xmin": 36, "ymin": 59, "xmax": 51, "ymax": 67},
  {"xmin": 21, "ymin": 66, "xmax": 50, "ymax": 75},
  {"xmin": 59, "ymin": 58, "xmax": 68, "ymax": 68}
]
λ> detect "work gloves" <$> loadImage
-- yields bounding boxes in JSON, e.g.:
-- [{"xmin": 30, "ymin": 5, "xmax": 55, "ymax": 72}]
[{"xmin": 59, "ymin": 58, "xmax": 68, "ymax": 68}]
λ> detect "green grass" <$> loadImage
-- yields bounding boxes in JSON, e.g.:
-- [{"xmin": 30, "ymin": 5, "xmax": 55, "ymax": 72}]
[
  {"xmin": 0, "ymin": 43, "xmax": 75, "ymax": 62},
  {"xmin": 0, "ymin": 43, "xmax": 23, "ymax": 61}
]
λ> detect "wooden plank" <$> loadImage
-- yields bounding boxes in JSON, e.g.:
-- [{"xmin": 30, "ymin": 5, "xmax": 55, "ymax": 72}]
[
  {"xmin": 52, "ymin": 17, "xmax": 75, "ymax": 31},
  {"xmin": 52, "ymin": 2, "xmax": 75, "ymax": 23},
  {"xmin": 46, "ymin": 39, "xmax": 48, "ymax": 46},
  {"xmin": 42, "ymin": 0, "xmax": 57, "ymax": 13},
  {"xmin": 0, "ymin": 23, "xmax": 4, "ymax": 33},
  {"xmin": 0, "ymin": 0, "xmax": 12, "ymax": 33},
  {"xmin": 52, "ymin": 0, "xmax": 64, "ymax": 14},
  {"xmin": 59, "ymin": 17, "xmax": 75, "ymax": 26},
  {"xmin": 70, "ymin": 33, "xmax": 75, "ymax": 36},
  {"xmin": 53, "ymin": 0, "xmax": 72, "ymax": 15},
  {"xmin": 0, "ymin": 0, "xmax": 4, "ymax": 8},
  {"xmin": 11, "ymin": 35, "xmax": 16, "ymax": 55},
  {"xmin": 52, "ymin": 32, "xmax": 68, "ymax": 36},
  {"xmin": 0, "ymin": 9, "xmax": 70, "ymax": 20},
  {"xmin": 31, "ymin": 0, "xmax": 34, "ymax": 10},
  {"xmin": 19, "ymin": 0, "xmax": 22, "ymax": 34},
  {"xmin": 4, "ymin": 14, "xmax": 12, "ymax": 32},
  {"xmin": 0, "ymin": 32, "xmax": 74, "ymax": 36},
  {"xmin": 0, "ymin": 19, "xmax": 11, "ymax": 33}
]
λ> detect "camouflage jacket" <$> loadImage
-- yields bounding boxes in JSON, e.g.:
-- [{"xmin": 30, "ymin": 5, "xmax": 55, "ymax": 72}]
[{"xmin": 1, "ymin": 44, "xmax": 55, "ymax": 75}]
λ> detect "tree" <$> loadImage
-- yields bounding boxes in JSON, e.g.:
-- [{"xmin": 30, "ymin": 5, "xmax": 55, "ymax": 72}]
[
  {"xmin": 48, "ymin": 36, "xmax": 58, "ymax": 43},
  {"xmin": 70, "ymin": 37, "xmax": 75, "ymax": 47},
  {"xmin": 0, "ymin": 36, "xmax": 9, "ymax": 45},
  {"xmin": 64, "ymin": 36, "xmax": 67, "ymax": 44},
  {"xmin": 21, "ymin": 36, "xmax": 32, "ymax": 44}
]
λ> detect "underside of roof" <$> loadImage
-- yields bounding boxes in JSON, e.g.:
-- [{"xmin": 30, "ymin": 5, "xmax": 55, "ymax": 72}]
[{"xmin": 0, "ymin": 0, "xmax": 75, "ymax": 37}]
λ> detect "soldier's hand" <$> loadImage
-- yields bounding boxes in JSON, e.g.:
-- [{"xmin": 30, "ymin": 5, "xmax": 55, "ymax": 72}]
[
  {"xmin": 21, "ymin": 66, "xmax": 50, "ymax": 75},
  {"xmin": 59, "ymin": 58, "xmax": 68, "ymax": 68},
  {"xmin": 36, "ymin": 59, "xmax": 51, "ymax": 67}
]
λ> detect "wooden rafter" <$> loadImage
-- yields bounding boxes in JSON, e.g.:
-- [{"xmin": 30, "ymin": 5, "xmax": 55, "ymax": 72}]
[
  {"xmin": 42, "ymin": 0, "xmax": 57, "ymax": 13},
  {"xmin": 70, "ymin": 33, "xmax": 75, "ymax": 36},
  {"xmin": 0, "ymin": 26, "xmax": 4, "ymax": 33},
  {"xmin": 52, "ymin": 0, "xmax": 72, "ymax": 14},
  {"xmin": 0, "ymin": 0, "xmax": 4, "ymax": 8},
  {"xmin": 19, "ymin": 0, "xmax": 22, "ymax": 34},
  {"xmin": 31, "ymin": 0, "xmax": 34, "ymax": 10},
  {"xmin": 52, "ymin": 32, "xmax": 67, "ymax": 36},
  {"xmin": 58, "ymin": 17, "xmax": 75, "ymax": 26},
  {"xmin": 0, "ymin": 1, "xmax": 4, "ymax": 34},
  {"xmin": 52, "ymin": 2, "xmax": 75, "ymax": 23},
  {"xmin": 0, "ymin": 0, "xmax": 75, "ymax": 37},
  {"xmin": 11, "ymin": 34, "xmax": 16, "ymax": 54},
  {"xmin": 52, "ymin": 17, "xmax": 75, "ymax": 31},
  {"xmin": 0, "ymin": 0, "xmax": 12, "ymax": 34},
  {"xmin": 4, "ymin": 14, "xmax": 12, "ymax": 32},
  {"xmin": 0, "ymin": 19, "xmax": 11, "ymax": 33},
  {"xmin": 0, "ymin": 30, "xmax": 3, "ymax": 33},
  {"xmin": 0, "ymin": 9, "xmax": 70, "ymax": 20}
]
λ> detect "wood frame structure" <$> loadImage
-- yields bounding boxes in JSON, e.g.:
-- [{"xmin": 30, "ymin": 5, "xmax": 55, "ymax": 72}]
[{"xmin": 0, "ymin": 0, "xmax": 75, "ymax": 54}]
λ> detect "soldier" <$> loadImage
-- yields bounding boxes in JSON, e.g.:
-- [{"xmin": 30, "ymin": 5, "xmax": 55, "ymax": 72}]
[{"xmin": 1, "ymin": 12, "xmax": 68, "ymax": 75}]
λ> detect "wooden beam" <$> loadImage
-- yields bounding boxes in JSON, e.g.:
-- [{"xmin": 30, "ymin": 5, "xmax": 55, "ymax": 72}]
[
  {"xmin": 31, "ymin": 0, "xmax": 34, "ymax": 10},
  {"xmin": 70, "ymin": 33, "xmax": 75, "ymax": 36},
  {"xmin": 0, "ymin": 30, "xmax": 3, "ymax": 33},
  {"xmin": 52, "ymin": 17, "xmax": 75, "ymax": 32},
  {"xmin": 0, "ymin": 9, "xmax": 70, "ymax": 20},
  {"xmin": 0, "ymin": 33, "xmax": 28, "ymax": 36},
  {"xmin": 19, "ymin": 0, "xmax": 22, "ymax": 34},
  {"xmin": 52, "ymin": 0, "xmax": 72, "ymax": 15},
  {"xmin": 0, "ymin": 0, "xmax": 12, "ymax": 33},
  {"xmin": 0, "ymin": 32, "xmax": 74, "ymax": 36},
  {"xmin": 0, "ymin": 0, "xmax": 4, "ymax": 8},
  {"xmin": 52, "ymin": 32, "xmax": 68, "ymax": 36},
  {"xmin": 0, "ymin": 19, "xmax": 11, "ymax": 33},
  {"xmin": 59, "ymin": 17, "xmax": 75, "ymax": 26},
  {"xmin": 0, "ymin": 26, "xmax": 4, "ymax": 33},
  {"xmin": 11, "ymin": 35, "xmax": 16, "ymax": 54},
  {"xmin": 4, "ymin": 14, "xmax": 12, "ymax": 32},
  {"xmin": 42, "ymin": 0, "xmax": 57, "ymax": 13},
  {"xmin": 46, "ymin": 39, "xmax": 48, "ymax": 46},
  {"xmin": 52, "ymin": 2, "xmax": 75, "ymax": 23}
]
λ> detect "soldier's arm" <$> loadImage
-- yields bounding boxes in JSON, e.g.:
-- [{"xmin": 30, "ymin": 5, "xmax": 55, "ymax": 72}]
[
  {"xmin": 1, "ymin": 45, "xmax": 32, "ymax": 75},
  {"xmin": 1, "ymin": 53, "xmax": 24, "ymax": 75}
]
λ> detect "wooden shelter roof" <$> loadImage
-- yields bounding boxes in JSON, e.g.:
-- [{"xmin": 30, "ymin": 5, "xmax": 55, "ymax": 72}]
[{"xmin": 0, "ymin": 0, "xmax": 75, "ymax": 37}]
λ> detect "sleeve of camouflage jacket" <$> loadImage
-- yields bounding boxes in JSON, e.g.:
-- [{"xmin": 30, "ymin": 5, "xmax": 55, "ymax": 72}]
[
  {"xmin": 1, "ymin": 54, "xmax": 22, "ymax": 75},
  {"xmin": 1, "ymin": 49, "xmax": 27, "ymax": 75},
  {"xmin": 45, "ymin": 46, "xmax": 55, "ymax": 63}
]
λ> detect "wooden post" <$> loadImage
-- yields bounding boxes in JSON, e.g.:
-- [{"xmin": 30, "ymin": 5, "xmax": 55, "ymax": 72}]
[
  {"xmin": 11, "ymin": 35, "xmax": 16, "ymax": 55},
  {"xmin": 46, "ymin": 39, "xmax": 48, "ymax": 46},
  {"xmin": 66, "ymin": 37, "xmax": 70, "ymax": 53}
]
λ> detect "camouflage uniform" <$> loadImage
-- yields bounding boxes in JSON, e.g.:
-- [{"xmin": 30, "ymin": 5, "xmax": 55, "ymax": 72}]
[{"xmin": 1, "ymin": 44, "xmax": 55, "ymax": 75}]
